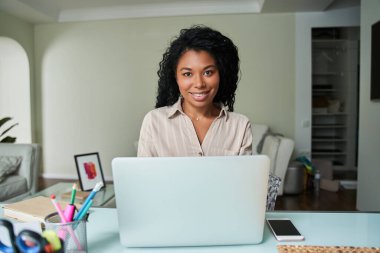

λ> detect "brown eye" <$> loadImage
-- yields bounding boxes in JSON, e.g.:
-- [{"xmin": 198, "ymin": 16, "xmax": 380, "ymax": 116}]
[{"xmin": 204, "ymin": 70, "xmax": 213, "ymax": 76}]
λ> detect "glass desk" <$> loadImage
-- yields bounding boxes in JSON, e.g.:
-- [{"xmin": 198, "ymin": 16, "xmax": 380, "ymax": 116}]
[
  {"xmin": 4, "ymin": 183, "xmax": 115, "ymax": 207},
  {"xmin": 0, "ymin": 208, "xmax": 379, "ymax": 252},
  {"xmin": 85, "ymin": 209, "xmax": 380, "ymax": 253}
]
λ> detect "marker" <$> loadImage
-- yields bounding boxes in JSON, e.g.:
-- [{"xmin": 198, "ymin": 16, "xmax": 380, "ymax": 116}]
[
  {"xmin": 64, "ymin": 204, "xmax": 75, "ymax": 222},
  {"xmin": 42, "ymin": 230, "xmax": 62, "ymax": 252},
  {"xmin": 74, "ymin": 182, "xmax": 103, "ymax": 220}
]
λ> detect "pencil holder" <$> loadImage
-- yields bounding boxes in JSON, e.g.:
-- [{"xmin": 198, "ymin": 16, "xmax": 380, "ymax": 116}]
[{"xmin": 44, "ymin": 212, "xmax": 87, "ymax": 253}]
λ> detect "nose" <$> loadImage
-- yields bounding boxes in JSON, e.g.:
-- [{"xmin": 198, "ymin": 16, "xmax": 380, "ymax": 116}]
[{"xmin": 193, "ymin": 74, "xmax": 206, "ymax": 88}]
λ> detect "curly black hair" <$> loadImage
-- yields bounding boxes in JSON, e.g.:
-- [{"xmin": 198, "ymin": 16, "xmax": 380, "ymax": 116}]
[{"xmin": 155, "ymin": 25, "xmax": 240, "ymax": 112}]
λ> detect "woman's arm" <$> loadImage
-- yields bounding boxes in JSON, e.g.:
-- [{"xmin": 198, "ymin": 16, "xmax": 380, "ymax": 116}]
[
  {"xmin": 137, "ymin": 113, "xmax": 157, "ymax": 157},
  {"xmin": 239, "ymin": 121, "xmax": 253, "ymax": 155}
]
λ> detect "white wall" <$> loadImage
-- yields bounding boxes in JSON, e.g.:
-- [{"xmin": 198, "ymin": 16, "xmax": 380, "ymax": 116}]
[
  {"xmin": 357, "ymin": 0, "xmax": 380, "ymax": 211},
  {"xmin": 34, "ymin": 14, "xmax": 295, "ymax": 179},
  {"xmin": 294, "ymin": 7, "xmax": 360, "ymax": 156}
]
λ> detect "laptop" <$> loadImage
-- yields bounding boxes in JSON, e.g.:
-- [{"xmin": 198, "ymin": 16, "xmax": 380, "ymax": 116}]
[{"xmin": 112, "ymin": 155, "xmax": 269, "ymax": 247}]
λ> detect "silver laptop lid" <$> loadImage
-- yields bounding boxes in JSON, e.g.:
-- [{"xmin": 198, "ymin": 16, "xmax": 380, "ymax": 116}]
[{"xmin": 112, "ymin": 155, "xmax": 269, "ymax": 247}]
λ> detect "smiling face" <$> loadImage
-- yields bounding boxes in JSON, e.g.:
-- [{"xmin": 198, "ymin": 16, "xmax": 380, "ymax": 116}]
[{"xmin": 176, "ymin": 50, "xmax": 220, "ymax": 113}]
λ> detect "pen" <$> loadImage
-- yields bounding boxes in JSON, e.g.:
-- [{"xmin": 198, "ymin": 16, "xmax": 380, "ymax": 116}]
[
  {"xmin": 76, "ymin": 200, "xmax": 93, "ymax": 221},
  {"xmin": 50, "ymin": 194, "xmax": 66, "ymax": 223},
  {"xmin": 74, "ymin": 182, "xmax": 103, "ymax": 220},
  {"xmin": 70, "ymin": 183, "xmax": 77, "ymax": 205}
]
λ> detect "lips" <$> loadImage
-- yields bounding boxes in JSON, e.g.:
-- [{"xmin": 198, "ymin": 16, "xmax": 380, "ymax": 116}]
[{"xmin": 190, "ymin": 91, "xmax": 209, "ymax": 101}]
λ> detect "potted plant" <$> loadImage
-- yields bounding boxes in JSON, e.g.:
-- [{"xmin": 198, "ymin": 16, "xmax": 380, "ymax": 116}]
[{"xmin": 0, "ymin": 117, "xmax": 18, "ymax": 143}]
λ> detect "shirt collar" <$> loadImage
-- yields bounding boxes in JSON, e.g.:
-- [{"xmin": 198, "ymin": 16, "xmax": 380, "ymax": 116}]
[
  {"xmin": 167, "ymin": 98, "xmax": 183, "ymax": 118},
  {"xmin": 167, "ymin": 97, "xmax": 229, "ymax": 121}
]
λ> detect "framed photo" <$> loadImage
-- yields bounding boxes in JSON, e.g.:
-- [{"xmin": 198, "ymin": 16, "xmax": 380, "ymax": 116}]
[{"xmin": 74, "ymin": 152, "xmax": 106, "ymax": 191}]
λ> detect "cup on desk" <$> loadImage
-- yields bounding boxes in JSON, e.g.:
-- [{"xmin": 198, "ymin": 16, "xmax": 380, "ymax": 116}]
[{"xmin": 44, "ymin": 212, "xmax": 87, "ymax": 253}]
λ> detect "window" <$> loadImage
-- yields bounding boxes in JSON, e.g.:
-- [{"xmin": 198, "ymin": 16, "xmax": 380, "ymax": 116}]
[{"xmin": 0, "ymin": 36, "xmax": 32, "ymax": 143}]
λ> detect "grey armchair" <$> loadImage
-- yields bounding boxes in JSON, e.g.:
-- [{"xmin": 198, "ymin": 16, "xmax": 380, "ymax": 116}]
[
  {"xmin": 252, "ymin": 123, "xmax": 295, "ymax": 196},
  {"xmin": 0, "ymin": 143, "xmax": 40, "ymax": 202}
]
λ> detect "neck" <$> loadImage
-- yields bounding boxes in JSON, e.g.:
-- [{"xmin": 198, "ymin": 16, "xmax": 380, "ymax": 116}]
[{"xmin": 181, "ymin": 101, "xmax": 219, "ymax": 121}]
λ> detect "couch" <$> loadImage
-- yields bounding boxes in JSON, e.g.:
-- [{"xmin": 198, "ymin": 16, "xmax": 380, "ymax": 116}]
[
  {"xmin": 252, "ymin": 124, "xmax": 295, "ymax": 196},
  {"xmin": 0, "ymin": 143, "xmax": 40, "ymax": 202}
]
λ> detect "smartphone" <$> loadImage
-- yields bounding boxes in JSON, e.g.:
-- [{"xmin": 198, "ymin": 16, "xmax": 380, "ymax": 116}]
[{"xmin": 266, "ymin": 218, "xmax": 305, "ymax": 241}]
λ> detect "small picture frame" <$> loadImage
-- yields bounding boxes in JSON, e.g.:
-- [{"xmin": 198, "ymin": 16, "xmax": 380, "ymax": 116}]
[{"xmin": 74, "ymin": 152, "xmax": 106, "ymax": 191}]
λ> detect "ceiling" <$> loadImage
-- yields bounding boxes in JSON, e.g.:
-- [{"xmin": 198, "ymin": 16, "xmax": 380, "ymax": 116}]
[{"xmin": 0, "ymin": 0, "xmax": 359, "ymax": 24}]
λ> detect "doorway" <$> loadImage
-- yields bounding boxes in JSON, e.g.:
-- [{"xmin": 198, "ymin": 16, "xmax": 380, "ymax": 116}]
[{"xmin": 311, "ymin": 27, "xmax": 360, "ymax": 185}]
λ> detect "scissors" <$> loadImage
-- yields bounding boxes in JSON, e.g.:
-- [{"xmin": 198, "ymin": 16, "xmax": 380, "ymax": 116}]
[
  {"xmin": 0, "ymin": 219, "xmax": 17, "ymax": 253},
  {"xmin": 0, "ymin": 219, "xmax": 61, "ymax": 253}
]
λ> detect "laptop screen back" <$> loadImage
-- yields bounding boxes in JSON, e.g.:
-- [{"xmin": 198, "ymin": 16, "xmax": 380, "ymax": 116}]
[{"xmin": 112, "ymin": 155, "xmax": 269, "ymax": 247}]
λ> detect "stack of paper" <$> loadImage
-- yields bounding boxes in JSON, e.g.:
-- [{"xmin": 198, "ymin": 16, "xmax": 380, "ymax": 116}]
[{"xmin": 2, "ymin": 196, "xmax": 70, "ymax": 223}]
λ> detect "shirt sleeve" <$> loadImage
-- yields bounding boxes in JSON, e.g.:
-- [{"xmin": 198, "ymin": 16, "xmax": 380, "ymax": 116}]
[
  {"xmin": 239, "ymin": 120, "xmax": 253, "ymax": 155},
  {"xmin": 137, "ymin": 112, "xmax": 157, "ymax": 157}
]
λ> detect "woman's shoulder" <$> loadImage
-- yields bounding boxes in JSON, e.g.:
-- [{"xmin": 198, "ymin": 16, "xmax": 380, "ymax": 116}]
[{"xmin": 143, "ymin": 106, "xmax": 173, "ymax": 121}]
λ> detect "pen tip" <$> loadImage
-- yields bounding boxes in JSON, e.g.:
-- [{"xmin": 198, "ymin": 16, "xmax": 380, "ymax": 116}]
[
  {"xmin": 51, "ymin": 194, "xmax": 56, "ymax": 199},
  {"xmin": 73, "ymin": 183, "xmax": 76, "ymax": 189}
]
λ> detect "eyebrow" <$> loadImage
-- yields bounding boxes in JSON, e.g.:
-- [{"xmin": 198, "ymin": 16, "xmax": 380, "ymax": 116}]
[{"xmin": 178, "ymin": 65, "xmax": 217, "ymax": 71}]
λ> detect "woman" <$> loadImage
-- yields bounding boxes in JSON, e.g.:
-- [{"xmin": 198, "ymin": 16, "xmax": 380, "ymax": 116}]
[{"xmin": 138, "ymin": 25, "xmax": 252, "ymax": 157}]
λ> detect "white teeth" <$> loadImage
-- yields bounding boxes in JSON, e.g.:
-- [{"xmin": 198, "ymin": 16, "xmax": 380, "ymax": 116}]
[{"xmin": 191, "ymin": 92, "xmax": 207, "ymax": 97}]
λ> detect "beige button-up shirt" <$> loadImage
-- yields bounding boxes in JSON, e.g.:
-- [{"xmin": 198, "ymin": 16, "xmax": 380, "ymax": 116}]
[{"xmin": 137, "ymin": 98, "xmax": 253, "ymax": 157}]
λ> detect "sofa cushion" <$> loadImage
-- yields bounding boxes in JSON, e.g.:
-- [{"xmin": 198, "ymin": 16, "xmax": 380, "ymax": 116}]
[
  {"xmin": 0, "ymin": 175, "xmax": 28, "ymax": 201},
  {"xmin": 0, "ymin": 156, "xmax": 22, "ymax": 183},
  {"xmin": 260, "ymin": 134, "xmax": 281, "ymax": 174},
  {"xmin": 252, "ymin": 124, "xmax": 269, "ymax": 154}
]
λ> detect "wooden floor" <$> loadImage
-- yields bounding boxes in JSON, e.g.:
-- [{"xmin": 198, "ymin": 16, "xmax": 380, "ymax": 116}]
[
  {"xmin": 38, "ymin": 177, "xmax": 357, "ymax": 211},
  {"xmin": 275, "ymin": 189, "xmax": 357, "ymax": 211}
]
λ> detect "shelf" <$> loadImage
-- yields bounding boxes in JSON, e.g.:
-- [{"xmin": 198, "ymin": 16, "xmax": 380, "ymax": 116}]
[
  {"xmin": 313, "ymin": 89, "xmax": 337, "ymax": 93},
  {"xmin": 313, "ymin": 39, "xmax": 349, "ymax": 43},
  {"xmin": 313, "ymin": 72, "xmax": 339, "ymax": 76},
  {"xmin": 312, "ymin": 152, "xmax": 346, "ymax": 155},
  {"xmin": 312, "ymin": 138, "xmax": 346, "ymax": 142},
  {"xmin": 312, "ymin": 39, "xmax": 349, "ymax": 49},
  {"xmin": 313, "ymin": 84, "xmax": 333, "ymax": 88},
  {"xmin": 312, "ymin": 135, "xmax": 344, "ymax": 139},
  {"xmin": 312, "ymin": 124, "xmax": 346, "ymax": 129},
  {"xmin": 312, "ymin": 113, "xmax": 347, "ymax": 116}
]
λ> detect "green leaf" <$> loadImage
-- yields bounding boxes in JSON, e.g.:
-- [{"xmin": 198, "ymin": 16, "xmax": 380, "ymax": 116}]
[
  {"xmin": 0, "ymin": 123, "xmax": 19, "ymax": 138},
  {"xmin": 0, "ymin": 117, "xmax": 18, "ymax": 143},
  {"xmin": 0, "ymin": 136, "xmax": 16, "ymax": 143},
  {"xmin": 0, "ymin": 117, "xmax": 12, "ymax": 128}
]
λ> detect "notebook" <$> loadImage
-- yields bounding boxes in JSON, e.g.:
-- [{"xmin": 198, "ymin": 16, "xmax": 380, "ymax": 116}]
[{"xmin": 112, "ymin": 155, "xmax": 270, "ymax": 247}]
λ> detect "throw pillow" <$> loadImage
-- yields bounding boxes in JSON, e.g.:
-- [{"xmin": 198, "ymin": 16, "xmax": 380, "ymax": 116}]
[{"xmin": 0, "ymin": 156, "xmax": 22, "ymax": 183}]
